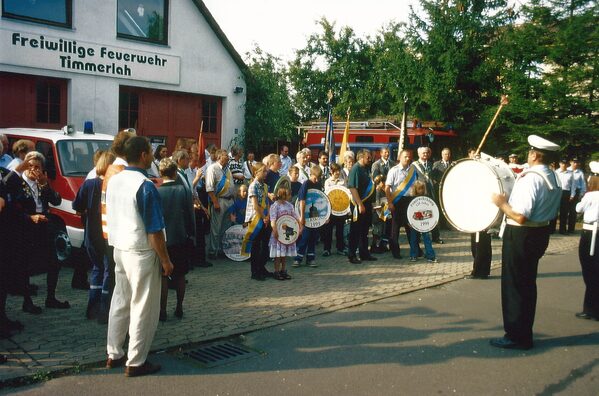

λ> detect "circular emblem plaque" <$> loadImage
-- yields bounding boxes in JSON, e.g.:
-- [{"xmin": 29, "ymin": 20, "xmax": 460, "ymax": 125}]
[
  {"xmin": 275, "ymin": 214, "xmax": 300, "ymax": 245},
  {"xmin": 407, "ymin": 196, "xmax": 439, "ymax": 233},
  {"xmin": 294, "ymin": 189, "xmax": 331, "ymax": 228},
  {"xmin": 326, "ymin": 185, "xmax": 351, "ymax": 216},
  {"xmin": 223, "ymin": 224, "xmax": 250, "ymax": 261}
]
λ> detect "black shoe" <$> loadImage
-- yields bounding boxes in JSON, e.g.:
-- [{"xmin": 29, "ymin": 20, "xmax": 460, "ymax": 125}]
[
  {"xmin": 6, "ymin": 319, "xmax": 24, "ymax": 332},
  {"xmin": 281, "ymin": 271, "xmax": 292, "ymax": 280},
  {"xmin": 174, "ymin": 307, "xmax": 183, "ymax": 319},
  {"xmin": 71, "ymin": 280, "xmax": 90, "ymax": 290},
  {"xmin": 433, "ymin": 239, "xmax": 444, "ymax": 244},
  {"xmin": 45, "ymin": 298, "xmax": 70, "ymax": 309},
  {"xmin": 489, "ymin": 336, "xmax": 532, "ymax": 350},
  {"xmin": 361, "ymin": 255, "xmax": 378, "ymax": 261},
  {"xmin": 348, "ymin": 256, "xmax": 362, "ymax": 264},
  {"xmin": 22, "ymin": 302, "xmax": 42, "ymax": 315},
  {"xmin": 575, "ymin": 312, "xmax": 599, "ymax": 321},
  {"xmin": 465, "ymin": 275, "xmax": 489, "ymax": 280},
  {"xmin": 251, "ymin": 274, "xmax": 266, "ymax": 281}
]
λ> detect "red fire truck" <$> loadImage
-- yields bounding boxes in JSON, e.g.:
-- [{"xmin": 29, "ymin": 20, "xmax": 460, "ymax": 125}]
[{"xmin": 300, "ymin": 119, "xmax": 458, "ymax": 159}]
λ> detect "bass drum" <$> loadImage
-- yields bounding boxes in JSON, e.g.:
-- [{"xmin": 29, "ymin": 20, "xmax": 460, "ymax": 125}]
[{"xmin": 439, "ymin": 154, "xmax": 515, "ymax": 233}]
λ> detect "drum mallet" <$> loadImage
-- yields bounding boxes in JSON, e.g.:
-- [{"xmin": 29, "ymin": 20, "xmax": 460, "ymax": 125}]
[{"xmin": 475, "ymin": 95, "xmax": 509, "ymax": 156}]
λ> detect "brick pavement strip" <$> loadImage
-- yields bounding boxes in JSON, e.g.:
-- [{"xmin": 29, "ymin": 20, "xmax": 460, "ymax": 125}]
[{"xmin": 0, "ymin": 231, "xmax": 579, "ymax": 384}]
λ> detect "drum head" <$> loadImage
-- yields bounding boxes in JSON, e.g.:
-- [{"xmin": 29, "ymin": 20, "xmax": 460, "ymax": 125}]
[
  {"xmin": 407, "ymin": 196, "xmax": 439, "ymax": 232},
  {"xmin": 222, "ymin": 224, "xmax": 250, "ymax": 261},
  {"xmin": 274, "ymin": 175, "xmax": 291, "ymax": 195},
  {"xmin": 326, "ymin": 185, "xmax": 351, "ymax": 216},
  {"xmin": 276, "ymin": 214, "xmax": 300, "ymax": 245},
  {"xmin": 440, "ymin": 157, "xmax": 514, "ymax": 232},
  {"xmin": 294, "ymin": 189, "xmax": 331, "ymax": 228}
]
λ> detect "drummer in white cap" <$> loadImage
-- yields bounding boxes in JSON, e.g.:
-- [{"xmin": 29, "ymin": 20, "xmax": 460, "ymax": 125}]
[
  {"xmin": 490, "ymin": 135, "xmax": 561, "ymax": 350},
  {"xmin": 574, "ymin": 161, "xmax": 599, "ymax": 321}
]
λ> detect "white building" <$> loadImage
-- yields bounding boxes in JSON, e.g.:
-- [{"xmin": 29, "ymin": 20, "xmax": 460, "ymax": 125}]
[{"xmin": 0, "ymin": 0, "xmax": 246, "ymax": 150}]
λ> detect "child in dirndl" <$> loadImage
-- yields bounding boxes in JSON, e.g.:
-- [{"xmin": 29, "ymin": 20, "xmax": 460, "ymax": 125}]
[{"xmin": 270, "ymin": 186, "xmax": 301, "ymax": 280}]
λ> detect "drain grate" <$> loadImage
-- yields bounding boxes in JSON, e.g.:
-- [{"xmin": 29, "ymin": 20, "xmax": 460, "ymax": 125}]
[{"xmin": 183, "ymin": 341, "xmax": 259, "ymax": 368}]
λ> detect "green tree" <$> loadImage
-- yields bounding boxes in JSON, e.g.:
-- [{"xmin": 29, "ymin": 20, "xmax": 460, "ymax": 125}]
[
  {"xmin": 243, "ymin": 47, "xmax": 298, "ymax": 153},
  {"xmin": 288, "ymin": 18, "xmax": 374, "ymax": 120}
]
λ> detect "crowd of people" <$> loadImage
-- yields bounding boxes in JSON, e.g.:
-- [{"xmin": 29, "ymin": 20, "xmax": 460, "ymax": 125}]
[{"xmin": 0, "ymin": 130, "xmax": 597, "ymax": 370}]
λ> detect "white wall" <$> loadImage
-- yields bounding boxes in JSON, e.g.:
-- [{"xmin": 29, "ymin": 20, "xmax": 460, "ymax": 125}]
[{"xmin": 0, "ymin": 0, "xmax": 245, "ymax": 145}]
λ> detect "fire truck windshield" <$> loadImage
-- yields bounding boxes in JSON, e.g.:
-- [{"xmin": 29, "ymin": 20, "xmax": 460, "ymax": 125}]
[{"xmin": 57, "ymin": 140, "xmax": 112, "ymax": 176}]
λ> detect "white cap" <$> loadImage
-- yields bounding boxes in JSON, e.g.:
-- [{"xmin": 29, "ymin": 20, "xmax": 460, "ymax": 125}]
[
  {"xmin": 528, "ymin": 135, "xmax": 560, "ymax": 152},
  {"xmin": 590, "ymin": 161, "xmax": 599, "ymax": 175}
]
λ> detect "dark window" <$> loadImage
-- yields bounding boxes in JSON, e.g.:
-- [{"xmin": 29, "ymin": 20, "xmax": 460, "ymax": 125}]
[
  {"xmin": 36, "ymin": 81, "xmax": 61, "ymax": 124},
  {"xmin": 119, "ymin": 90, "xmax": 139, "ymax": 129},
  {"xmin": 35, "ymin": 141, "xmax": 57, "ymax": 179},
  {"xmin": 117, "ymin": 0, "xmax": 168, "ymax": 44},
  {"xmin": 2, "ymin": 0, "xmax": 71, "ymax": 28},
  {"xmin": 356, "ymin": 136, "xmax": 373, "ymax": 143},
  {"xmin": 388, "ymin": 137, "xmax": 398, "ymax": 143},
  {"xmin": 202, "ymin": 100, "xmax": 218, "ymax": 133}
]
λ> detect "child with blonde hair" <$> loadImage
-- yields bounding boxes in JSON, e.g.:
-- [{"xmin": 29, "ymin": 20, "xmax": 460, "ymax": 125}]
[
  {"xmin": 270, "ymin": 186, "xmax": 301, "ymax": 280},
  {"xmin": 409, "ymin": 180, "xmax": 438, "ymax": 263}
]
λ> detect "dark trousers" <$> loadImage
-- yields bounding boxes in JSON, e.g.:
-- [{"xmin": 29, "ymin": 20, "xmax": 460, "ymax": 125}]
[
  {"xmin": 470, "ymin": 232, "xmax": 492, "ymax": 277},
  {"xmin": 556, "ymin": 190, "xmax": 570, "ymax": 233},
  {"xmin": 194, "ymin": 209, "xmax": 208, "ymax": 265},
  {"xmin": 501, "ymin": 225, "xmax": 551, "ymax": 343},
  {"xmin": 323, "ymin": 215, "xmax": 345, "ymax": 252},
  {"xmin": 296, "ymin": 227, "xmax": 319, "ymax": 262},
  {"xmin": 579, "ymin": 230, "xmax": 599, "ymax": 316},
  {"xmin": 87, "ymin": 241, "xmax": 112, "ymax": 314},
  {"xmin": 349, "ymin": 204, "xmax": 372, "ymax": 259},
  {"xmin": 389, "ymin": 197, "xmax": 411, "ymax": 256},
  {"xmin": 568, "ymin": 191, "xmax": 581, "ymax": 232},
  {"xmin": 250, "ymin": 225, "xmax": 270, "ymax": 277}
]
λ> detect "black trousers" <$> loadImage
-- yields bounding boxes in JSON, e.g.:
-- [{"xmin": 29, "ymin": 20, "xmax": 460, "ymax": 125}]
[
  {"xmin": 556, "ymin": 190, "xmax": 570, "ymax": 233},
  {"xmin": 250, "ymin": 225, "xmax": 271, "ymax": 277},
  {"xmin": 470, "ymin": 232, "xmax": 492, "ymax": 277},
  {"xmin": 349, "ymin": 204, "xmax": 372, "ymax": 259},
  {"xmin": 323, "ymin": 215, "xmax": 345, "ymax": 252},
  {"xmin": 568, "ymin": 191, "xmax": 581, "ymax": 232},
  {"xmin": 579, "ymin": 230, "xmax": 599, "ymax": 316},
  {"xmin": 501, "ymin": 224, "xmax": 551, "ymax": 343},
  {"xmin": 389, "ymin": 197, "xmax": 412, "ymax": 256}
]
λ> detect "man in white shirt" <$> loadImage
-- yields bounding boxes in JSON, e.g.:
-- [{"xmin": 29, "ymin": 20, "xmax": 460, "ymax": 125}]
[
  {"xmin": 205, "ymin": 149, "xmax": 235, "ymax": 259},
  {"xmin": 279, "ymin": 146, "xmax": 293, "ymax": 176},
  {"xmin": 385, "ymin": 149, "xmax": 414, "ymax": 259},
  {"xmin": 292, "ymin": 150, "xmax": 311, "ymax": 183},
  {"xmin": 412, "ymin": 146, "xmax": 442, "ymax": 243},
  {"xmin": 568, "ymin": 158, "xmax": 587, "ymax": 233},
  {"xmin": 555, "ymin": 158, "xmax": 574, "ymax": 234}
]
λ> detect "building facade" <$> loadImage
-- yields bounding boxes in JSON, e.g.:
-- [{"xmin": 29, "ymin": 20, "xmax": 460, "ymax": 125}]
[{"xmin": 0, "ymin": 0, "xmax": 246, "ymax": 150}]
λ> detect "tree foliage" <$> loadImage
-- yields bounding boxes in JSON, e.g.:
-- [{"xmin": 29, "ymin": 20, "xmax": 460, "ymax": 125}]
[
  {"xmin": 244, "ymin": 0, "xmax": 598, "ymax": 160},
  {"xmin": 243, "ymin": 47, "xmax": 298, "ymax": 153}
]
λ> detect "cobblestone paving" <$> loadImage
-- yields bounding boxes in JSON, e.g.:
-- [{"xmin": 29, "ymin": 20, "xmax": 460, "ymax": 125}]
[{"xmin": 0, "ymin": 230, "xmax": 579, "ymax": 383}]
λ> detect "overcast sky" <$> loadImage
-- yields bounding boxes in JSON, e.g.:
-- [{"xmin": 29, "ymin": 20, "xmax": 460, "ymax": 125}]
[{"xmin": 202, "ymin": 0, "xmax": 420, "ymax": 62}]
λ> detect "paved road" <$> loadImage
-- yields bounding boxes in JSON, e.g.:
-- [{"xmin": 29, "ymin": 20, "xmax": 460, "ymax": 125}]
[{"xmin": 1, "ymin": 231, "xmax": 587, "ymax": 393}]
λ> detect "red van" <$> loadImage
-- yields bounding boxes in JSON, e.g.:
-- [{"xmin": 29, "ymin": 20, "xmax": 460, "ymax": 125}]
[{"xmin": 2, "ymin": 127, "xmax": 113, "ymax": 262}]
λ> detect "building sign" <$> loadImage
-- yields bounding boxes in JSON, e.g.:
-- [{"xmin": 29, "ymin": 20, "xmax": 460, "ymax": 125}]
[{"xmin": 0, "ymin": 29, "xmax": 180, "ymax": 85}]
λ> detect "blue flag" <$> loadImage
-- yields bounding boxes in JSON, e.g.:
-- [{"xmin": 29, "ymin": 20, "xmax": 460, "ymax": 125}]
[{"xmin": 325, "ymin": 104, "xmax": 336, "ymax": 164}]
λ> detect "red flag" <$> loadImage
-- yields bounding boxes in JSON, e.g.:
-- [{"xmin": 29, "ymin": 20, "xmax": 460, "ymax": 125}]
[{"xmin": 197, "ymin": 121, "xmax": 205, "ymax": 167}]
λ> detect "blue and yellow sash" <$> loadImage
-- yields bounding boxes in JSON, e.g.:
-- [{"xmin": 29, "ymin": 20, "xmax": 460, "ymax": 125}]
[
  {"xmin": 240, "ymin": 184, "xmax": 269, "ymax": 256},
  {"xmin": 216, "ymin": 170, "xmax": 232, "ymax": 197},
  {"xmin": 351, "ymin": 178, "xmax": 375, "ymax": 222},
  {"xmin": 391, "ymin": 165, "xmax": 416, "ymax": 205}
]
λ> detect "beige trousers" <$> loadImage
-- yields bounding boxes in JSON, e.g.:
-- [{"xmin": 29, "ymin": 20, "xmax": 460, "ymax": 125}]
[{"xmin": 107, "ymin": 248, "xmax": 161, "ymax": 367}]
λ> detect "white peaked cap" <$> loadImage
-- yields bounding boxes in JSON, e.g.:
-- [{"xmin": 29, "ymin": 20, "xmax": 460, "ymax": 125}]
[
  {"xmin": 590, "ymin": 161, "xmax": 599, "ymax": 175},
  {"xmin": 528, "ymin": 135, "xmax": 560, "ymax": 152}
]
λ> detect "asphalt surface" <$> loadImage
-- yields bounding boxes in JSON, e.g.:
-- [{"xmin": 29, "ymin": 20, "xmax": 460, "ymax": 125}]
[{"xmin": 3, "ymin": 233, "xmax": 598, "ymax": 395}]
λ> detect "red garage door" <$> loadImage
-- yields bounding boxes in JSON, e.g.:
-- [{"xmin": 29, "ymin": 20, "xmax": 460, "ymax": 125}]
[{"xmin": 119, "ymin": 86, "xmax": 222, "ymax": 153}]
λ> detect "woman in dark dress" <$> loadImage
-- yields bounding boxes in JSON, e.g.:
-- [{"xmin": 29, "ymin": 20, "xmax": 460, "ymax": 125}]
[
  {"xmin": 4, "ymin": 151, "xmax": 69, "ymax": 314},
  {"xmin": 157, "ymin": 158, "xmax": 195, "ymax": 321}
]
